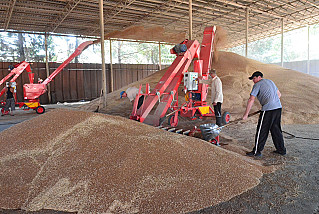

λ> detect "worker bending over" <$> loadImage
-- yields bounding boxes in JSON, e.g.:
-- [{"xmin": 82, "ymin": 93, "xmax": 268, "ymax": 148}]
[
  {"xmin": 120, "ymin": 87, "xmax": 144, "ymax": 109},
  {"xmin": 243, "ymin": 71, "xmax": 286, "ymax": 157},
  {"xmin": 198, "ymin": 69, "xmax": 223, "ymax": 126}
]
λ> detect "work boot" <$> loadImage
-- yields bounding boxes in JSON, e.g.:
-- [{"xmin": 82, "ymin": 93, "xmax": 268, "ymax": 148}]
[
  {"xmin": 216, "ymin": 117, "xmax": 222, "ymax": 126},
  {"xmin": 246, "ymin": 151, "xmax": 262, "ymax": 157},
  {"xmin": 272, "ymin": 150, "xmax": 286, "ymax": 155}
]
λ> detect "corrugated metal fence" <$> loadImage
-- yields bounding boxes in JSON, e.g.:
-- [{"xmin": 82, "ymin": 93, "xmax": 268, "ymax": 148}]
[{"xmin": 0, "ymin": 62, "xmax": 166, "ymax": 104}]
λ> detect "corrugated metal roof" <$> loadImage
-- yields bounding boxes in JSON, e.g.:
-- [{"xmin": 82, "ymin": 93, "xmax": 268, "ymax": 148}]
[{"xmin": 1, "ymin": 0, "xmax": 319, "ymax": 47}]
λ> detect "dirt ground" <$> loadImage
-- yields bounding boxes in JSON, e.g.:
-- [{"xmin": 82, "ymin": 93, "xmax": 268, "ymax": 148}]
[
  {"xmin": 193, "ymin": 122, "xmax": 319, "ymax": 214},
  {"xmin": 0, "ymin": 106, "xmax": 319, "ymax": 214}
]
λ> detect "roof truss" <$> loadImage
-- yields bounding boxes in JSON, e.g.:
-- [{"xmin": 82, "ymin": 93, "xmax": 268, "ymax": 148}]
[{"xmin": 0, "ymin": 0, "xmax": 319, "ymax": 47}]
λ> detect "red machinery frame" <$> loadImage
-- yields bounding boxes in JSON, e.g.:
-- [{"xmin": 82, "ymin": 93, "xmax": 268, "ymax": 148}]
[
  {"xmin": 0, "ymin": 61, "xmax": 37, "ymax": 115},
  {"xmin": 0, "ymin": 41, "xmax": 93, "ymax": 115},
  {"xmin": 130, "ymin": 26, "xmax": 229, "ymax": 128}
]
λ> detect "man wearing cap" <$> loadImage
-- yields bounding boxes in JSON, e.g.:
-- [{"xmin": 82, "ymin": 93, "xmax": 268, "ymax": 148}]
[
  {"xmin": 120, "ymin": 87, "xmax": 144, "ymax": 109},
  {"xmin": 243, "ymin": 71, "xmax": 286, "ymax": 157}
]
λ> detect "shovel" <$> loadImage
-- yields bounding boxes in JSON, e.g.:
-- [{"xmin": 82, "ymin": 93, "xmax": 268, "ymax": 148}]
[{"xmin": 199, "ymin": 110, "xmax": 261, "ymax": 141}]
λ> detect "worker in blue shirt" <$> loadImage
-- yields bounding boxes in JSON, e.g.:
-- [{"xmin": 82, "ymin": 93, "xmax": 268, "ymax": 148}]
[{"xmin": 243, "ymin": 71, "xmax": 286, "ymax": 157}]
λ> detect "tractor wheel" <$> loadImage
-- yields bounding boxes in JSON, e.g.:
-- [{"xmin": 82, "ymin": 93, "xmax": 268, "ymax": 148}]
[
  {"xmin": 168, "ymin": 114, "xmax": 178, "ymax": 127},
  {"xmin": 222, "ymin": 112, "xmax": 231, "ymax": 125},
  {"xmin": 35, "ymin": 106, "xmax": 45, "ymax": 114}
]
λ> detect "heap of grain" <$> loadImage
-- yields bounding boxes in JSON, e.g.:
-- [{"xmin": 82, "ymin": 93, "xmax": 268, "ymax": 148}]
[
  {"xmin": 82, "ymin": 51, "xmax": 319, "ymax": 124},
  {"xmin": 0, "ymin": 109, "xmax": 271, "ymax": 213},
  {"xmin": 104, "ymin": 25, "xmax": 186, "ymax": 44}
]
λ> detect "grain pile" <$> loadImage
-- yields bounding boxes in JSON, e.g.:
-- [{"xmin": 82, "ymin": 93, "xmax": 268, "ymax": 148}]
[
  {"xmin": 104, "ymin": 25, "xmax": 186, "ymax": 44},
  {"xmin": 0, "ymin": 109, "xmax": 271, "ymax": 213},
  {"xmin": 82, "ymin": 51, "xmax": 319, "ymax": 124}
]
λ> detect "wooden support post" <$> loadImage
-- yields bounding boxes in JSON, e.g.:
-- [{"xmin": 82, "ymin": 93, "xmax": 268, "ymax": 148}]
[
  {"xmin": 307, "ymin": 25, "xmax": 310, "ymax": 74},
  {"xmin": 110, "ymin": 39, "xmax": 114, "ymax": 91},
  {"xmin": 245, "ymin": 7, "xmax": 249, "ymax": 57},
  {"xmin": 189, "ymin": 0, "xmax": 192, "ymax": 40},
  {"xmin": 281, "ymin": 18, "xmax": 284, "ymax": 67},
  {"xmin": 159, "ymin": 42, "xmax": 162, "ymax": 71},
  {"xmin": 45, "ymin": 32, "xmax": 51, "ymax": 104},
  {"xmin": 99, "ymin": 0, "xmax": 107, "ymax": 107}
]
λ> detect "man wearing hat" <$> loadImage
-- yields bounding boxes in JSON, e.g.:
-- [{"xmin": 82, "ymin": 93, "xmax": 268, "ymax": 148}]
[
  {"xmin": 243, "ymin": 71, "xmax": 286, "ymax": 157},
  {"xmin": 120, "ymin": 87, "xmax": 144, "ymax": 109}
]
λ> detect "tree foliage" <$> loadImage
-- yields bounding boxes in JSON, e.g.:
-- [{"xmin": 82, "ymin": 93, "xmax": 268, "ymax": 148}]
[
  {"xmin": 0, "ymin": 31, "xmax": 175, "ymax": 65},
  {"xmin": 0, "ymin": 32, "xmax": 57, "ymax": 62}
]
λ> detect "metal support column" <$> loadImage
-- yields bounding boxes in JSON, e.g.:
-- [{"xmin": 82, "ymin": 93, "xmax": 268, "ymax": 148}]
[
  {"xmin": 159, "ymin": 42, "xmax": 162, "ymax": 71},
  {"xmin": 45, "ymin": 32, "xmax": 51, "ymax": 104},
  {"xmin": 281, "ymin": 18, "xmax": 284, "ymax": 67},
  {"xmin": 307, "ymin": 25, "xmax": 310, "ymax": 74},
  {"xmin": 99, "ymin": 0, "xmax": 107, "ymax": 107},
  {"xmin": 110, "ymin": 39, "xmax": 114, "ymax": 91},
  {"xmin": 189, "ymin": 0, "xmax": 192, "ymax": 40},
  {"xmin": 245, "ymin": 7, "xmax": 249, "ymax": 57}
]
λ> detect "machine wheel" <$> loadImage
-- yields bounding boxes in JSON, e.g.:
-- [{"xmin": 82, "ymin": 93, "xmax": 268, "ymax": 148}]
[
  {"xmin": 35, "ymin": 106, "xmax": 45, "ymax": 114},
  {"xmin": 222, "ymin": 112, "xmax": 231, "ymax": 125},
  {"xmin": 168, "ymin": 114, "xmax": 178, "ymax": 127}
]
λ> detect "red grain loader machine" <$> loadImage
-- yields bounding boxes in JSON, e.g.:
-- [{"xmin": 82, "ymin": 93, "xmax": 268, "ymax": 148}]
[
  {"xmin": 129, "ymin": 26, "xmax": 230, "ymax": 128},
  {"xmin": 0, "ymin": 40, "xmax": 93, "ymax": 115},
  {"xmin": 0, "ymin": 61, "xmax": 37, "ymax": 115}
]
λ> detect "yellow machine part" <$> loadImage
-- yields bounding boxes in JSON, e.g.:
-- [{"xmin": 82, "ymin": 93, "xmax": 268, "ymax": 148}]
[
  {"xmin": 185, "ymin": 92, "xmax": 190, "ymax": 101},
  {"xmin": 24, "ymin": 102, "xmax": 40, "ymax": 108},
  {"xmin": 198, "ymin": 106, "xmax": 210, "ymax": 115}
]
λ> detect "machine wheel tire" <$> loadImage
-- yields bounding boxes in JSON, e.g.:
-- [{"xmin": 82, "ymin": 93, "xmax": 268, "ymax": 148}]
[
  {"xmin": 168, "ymin": 114, "xmax": 178, "ymax": 127},
  {"xmin": 36, "ymin": 106, "xmax": 45, "ymax": 114},
  {"xmin": 222, "ymin": 112, "xmax": 231, "ymax": 125}
]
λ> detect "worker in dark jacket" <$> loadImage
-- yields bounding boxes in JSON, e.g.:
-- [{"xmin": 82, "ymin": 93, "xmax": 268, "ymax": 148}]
[
  {"xmin": 243, "ymin": 71, "xmax": 286, "ymax": 157},
  {"xmin": 2, "ymin": 82, "xmax": 15, "ymax": 116}
]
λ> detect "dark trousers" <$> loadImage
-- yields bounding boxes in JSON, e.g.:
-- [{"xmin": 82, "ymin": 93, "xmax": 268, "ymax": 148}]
[
  {"xmin": 213, "ymin": 102, "xmax": 222, "ymax": 126},
  {"xmin": 4, "ymin": 98, "xmax": 15, "ymax": 111},
  {"xmin": 253, "ymin": 108, "xmax": 286, "ymax": 154}
]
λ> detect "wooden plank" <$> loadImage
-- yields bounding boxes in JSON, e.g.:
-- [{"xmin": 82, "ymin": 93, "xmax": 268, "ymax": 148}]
[
  {"xmin": 62, "ymin": 63, "xmax": 71, "ymax": 101},
  {"xmin": 132, "ymin": 64, "xmax": 138, "ymax": 82},
  {"xmin": 113, "ymin": 64, "xmax": 120, "ymax": 89},
  {"xmin": 70, "ymin": 63, "xmax": 78, "ymax": 101},
  {"xmin": 38, "ymin": 62, "xmax": 49, "ymax": 104},
  {"xmin": 48, "ymin": 62, "xmax": 57, "ymax": 103},
  {"xmin": 112, "ymin": 64, "xmax": 119, "ymax": 91},
  {"xmin": 0, "ymin": 62, "xmax": 4, "ymax": 85},
  {"xmin": 0, "ymin": 62, "xmax": 4, "ymax": 98},
  {"xmin": 76, "ymin": 63, "xmax": 85, "ymax": 100},
  {"xmin": 96, "ymin": 63, "xmax": 102, "ymax": 95},
  {"xmin": 53, "ymin": 62, "xmax": 64, "ymax": 102},
  {"xmin": 127, "ymin": 64, "xmax": 133, "ymax": 85},
  {"xmin": 91, "ymin": 63, "xmax": 98, "ymax": 99},
  {"xmin": 137, "ymin": 64, "xmax": 143, "ymax": 81},
  {"xmin": 142, "ymin": 64, "xmax": 148, "ymax": 79},
  {"xmin": 124, "ymin": 64, "xmax": 131, "ymax": 86},
  {"xmin": 83, "ymin": 64, "xmax": 92, "ymax": 99}
]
